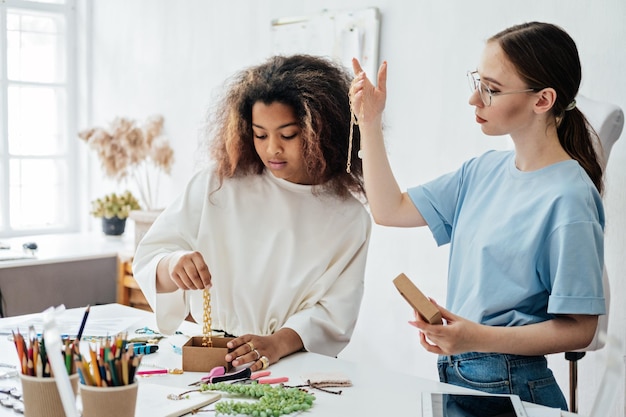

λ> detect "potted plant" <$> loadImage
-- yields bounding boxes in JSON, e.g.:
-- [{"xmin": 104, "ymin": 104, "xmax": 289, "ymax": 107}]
[{"xmin": 90, "ymin": 191, "xmax": 141, "ymax": 236}]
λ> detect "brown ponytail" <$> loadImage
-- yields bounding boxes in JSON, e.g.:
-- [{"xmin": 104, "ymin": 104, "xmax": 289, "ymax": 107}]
[
  {"xmin": 490, "ymin": 22, "xmax": 604, "ymax": 194},
  {"xmin": 557, "ymin": 107, "xmax": 603, "ymax": 194}
]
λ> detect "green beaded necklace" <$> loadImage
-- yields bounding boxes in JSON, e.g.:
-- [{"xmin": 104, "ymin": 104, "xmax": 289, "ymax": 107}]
[{"xmin": 200, "ymin": 381, "xmax": 315, "ymax": 416}]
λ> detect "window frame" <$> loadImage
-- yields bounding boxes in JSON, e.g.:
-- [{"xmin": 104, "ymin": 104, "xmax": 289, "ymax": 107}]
[{"xmin": 0, "ymin": 0, "xmax": 79, "ymax": 238}]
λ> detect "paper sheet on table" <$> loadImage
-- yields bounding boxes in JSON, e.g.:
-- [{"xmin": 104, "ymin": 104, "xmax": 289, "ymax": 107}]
[
  {"xmin": 525, "ymin": 406, "xmax": 561, "ymax": 417},
  {"xmin": 135, "ymin": 383, "xmax": 221, "ymax": 417},
  {"xmin": 0, "ymin": 304, "xmax": 144, "ymax": 338}
]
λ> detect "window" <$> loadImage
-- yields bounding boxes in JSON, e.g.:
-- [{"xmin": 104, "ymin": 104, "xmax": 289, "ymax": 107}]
[{"xmin": 0, "ymin": 0, "xmax": 77, "ymax": 237}]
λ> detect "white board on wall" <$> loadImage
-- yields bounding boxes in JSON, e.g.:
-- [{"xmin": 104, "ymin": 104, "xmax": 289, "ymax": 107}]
[{"xmin": 271, "ymin": 7, "xmax": 381, "ymax": 78}]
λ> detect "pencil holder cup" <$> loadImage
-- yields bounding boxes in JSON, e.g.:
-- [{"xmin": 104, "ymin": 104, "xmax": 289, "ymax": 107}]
[
  {"xmin": 79, "ymin": 381, "xmax": 138, "ymax": 417},
  {"xmin": 20, "ymin": 373, "xmax": 79, "ymax": 417}
]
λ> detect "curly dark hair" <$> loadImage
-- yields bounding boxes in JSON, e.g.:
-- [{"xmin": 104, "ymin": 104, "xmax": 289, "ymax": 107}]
[{"xmin": 204, "ymin": 54, "xmax": 365, "ymax": 200}]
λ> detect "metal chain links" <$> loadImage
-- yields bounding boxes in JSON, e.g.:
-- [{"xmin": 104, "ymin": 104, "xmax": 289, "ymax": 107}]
[{"xmin": 202, "ymin": 288, "xmax": 213, "ymax": 347}]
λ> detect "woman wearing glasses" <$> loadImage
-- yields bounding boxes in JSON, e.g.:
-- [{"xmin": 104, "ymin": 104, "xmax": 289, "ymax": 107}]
[{"xmin": 350, "ymin": 22, "xmax": 604, "ymax": 410}]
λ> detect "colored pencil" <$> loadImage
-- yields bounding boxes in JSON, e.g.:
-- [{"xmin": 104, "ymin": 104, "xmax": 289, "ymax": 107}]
[{"xmin": 76, "ymin": 305, "xmax": 91, "ymax": 341}]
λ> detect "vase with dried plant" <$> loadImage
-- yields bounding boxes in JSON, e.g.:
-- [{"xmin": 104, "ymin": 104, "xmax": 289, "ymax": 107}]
[{"xmin": 79, "ymin": 115, "xmax": 175, "ymax": 242}]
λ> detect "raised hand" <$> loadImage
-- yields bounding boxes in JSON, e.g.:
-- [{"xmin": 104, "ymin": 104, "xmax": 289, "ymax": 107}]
[{"xmin": 349, "ymin": 58, "xmax": 388, "ymax": 126}]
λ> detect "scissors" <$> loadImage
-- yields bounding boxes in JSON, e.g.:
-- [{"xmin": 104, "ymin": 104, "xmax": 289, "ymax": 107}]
[
  {"xmin": 233, "ymin": 370, "xmax": 289, "ymax": 385},
  {"xmin": 188, "ymin": 366, "xmax": 247, "ymax": 386},
  {"xmin": 188, "ymin": 367, "xmax": 289, "ymax": 386},
  {"xmin": 248, "ymin": 370, "xmax": 289, "ymax": 385}
]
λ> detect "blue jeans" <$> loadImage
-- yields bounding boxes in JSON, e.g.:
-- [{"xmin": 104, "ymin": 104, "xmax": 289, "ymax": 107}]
[{"xmin": 438, "ymin": 352, "xmax": 568, "ymax": 411}]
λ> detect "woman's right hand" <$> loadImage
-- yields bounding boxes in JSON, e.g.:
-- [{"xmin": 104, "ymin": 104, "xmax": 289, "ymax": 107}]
[
  {"xmin": 158, "ymin": 251, "xmax": 212, "ymax": 291},
  {"xmin": 350, "ymin": 58, "xmax": 388, "ymax": 126}
]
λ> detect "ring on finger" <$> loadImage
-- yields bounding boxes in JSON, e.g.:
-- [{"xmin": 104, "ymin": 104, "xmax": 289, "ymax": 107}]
[
  {"xmin": 246, "ymin": 341, "xmax": 255, "ymax": 352},
  {"xmin": 252, "ymin": 349, "xmax": 260, "ymax": 360},
  {"xmin": 259, "ymin": 355, "xmax": 269, "ymax": 370}
]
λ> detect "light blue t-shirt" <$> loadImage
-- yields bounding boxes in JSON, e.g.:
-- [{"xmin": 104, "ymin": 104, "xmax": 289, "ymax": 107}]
[{"xmin": 408, "ymin": 150, "xmax": 605, "ymax": 327}]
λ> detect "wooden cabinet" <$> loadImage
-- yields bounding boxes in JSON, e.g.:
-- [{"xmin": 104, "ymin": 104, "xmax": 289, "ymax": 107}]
[
  {"xmin": 117, "ymin": 254, "xmax": 151, "ymax": 312},
  {"xmin": 117, "ymin": 253, "xmax": 196, "ymax": 323}
]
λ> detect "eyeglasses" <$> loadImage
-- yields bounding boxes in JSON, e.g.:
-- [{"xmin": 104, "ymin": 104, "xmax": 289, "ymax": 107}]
[{"xmin": 467, "ymin": 71, "xmax": 537, "ymax": 107}]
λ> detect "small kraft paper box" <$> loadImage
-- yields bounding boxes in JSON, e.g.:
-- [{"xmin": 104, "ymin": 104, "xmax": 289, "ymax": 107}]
[
  {"xmin": 393, "ymin": 273, "xmax": 443, "ymax": 325},
  {"xmin": 182, "ymin": 336, "xmax": 235, "ymax": 372}
]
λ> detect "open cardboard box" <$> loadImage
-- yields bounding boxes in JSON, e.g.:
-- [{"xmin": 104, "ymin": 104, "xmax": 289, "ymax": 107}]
[{"xmin": 182, "ymin": 336, "xmax": 235, "ymax": 372}]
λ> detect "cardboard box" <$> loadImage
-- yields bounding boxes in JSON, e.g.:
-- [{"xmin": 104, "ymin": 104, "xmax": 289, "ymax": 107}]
[
  {"xmin": 182, "ymin": 336, "xmax": 235, "ymax": 372},
  {"xmin": 393, "ymin": 273, "xmax": 443, "ymax": 325}
]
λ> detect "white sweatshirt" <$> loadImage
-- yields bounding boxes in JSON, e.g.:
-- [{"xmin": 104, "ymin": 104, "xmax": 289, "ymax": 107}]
[{"xmin": 133, "ymin": 168, "xmax": 371, "ymax": 357}]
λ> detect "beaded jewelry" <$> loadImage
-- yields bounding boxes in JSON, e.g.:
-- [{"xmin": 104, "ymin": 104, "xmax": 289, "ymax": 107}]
[
  {"xmin": 346, "ymin": 77, "xmax": 364, "ymax": 173},
  {"xmin": 346, "ymin": 103, "xmax": 358, "ymax": 173},
  {"xmin": 202, "ymin": 288, "xmax": 213, "ymax": 347},
  {"xmin": 204, "ymin": 382, "xmax": 315, "ymax": 416},
  {"xmin": 169, "ymin": 382, "xmax": 315, "ymax": 416}
]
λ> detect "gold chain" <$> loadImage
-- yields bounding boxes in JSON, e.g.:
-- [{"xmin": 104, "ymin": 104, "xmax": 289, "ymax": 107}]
[
  {"xmin": 347, "ymin": 108, "xmax": 357, "ymax": 173},
  {"xmin": 202, "ymin": 288, "xmax": 213, "ymax": 347},
  {"xmin": 346, "ymin": 81, "xmax": 363, "ymax": 174}
]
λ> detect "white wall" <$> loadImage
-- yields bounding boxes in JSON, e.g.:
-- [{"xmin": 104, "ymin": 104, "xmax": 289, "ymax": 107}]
[{"xmin": 84, "ymin": 1, "xmax": 626, "ymax": 415}]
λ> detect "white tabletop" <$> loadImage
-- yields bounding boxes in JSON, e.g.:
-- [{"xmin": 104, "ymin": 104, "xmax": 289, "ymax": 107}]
[
  {"xmin": 0, "ymin": 304, "xmax": 579, "ymax": 416},
  {"xmin": 0, "ymin": 233, "xmax": 133, "ymax": 269}
]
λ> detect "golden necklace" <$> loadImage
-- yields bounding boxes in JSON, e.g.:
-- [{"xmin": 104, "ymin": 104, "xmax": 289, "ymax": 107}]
[
  {"xmin": 202, "ymin": 288, "xmax": 213, "ymax": 347},
  {"xmin": 346, "ymin": 80, "xmax": 363, "ymax": 173}
]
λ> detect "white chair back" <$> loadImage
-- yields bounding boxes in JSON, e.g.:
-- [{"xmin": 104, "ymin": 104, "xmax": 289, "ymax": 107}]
[
  {"xmin": 564, "ymin": 96, "xmax": 623, "ymax": 414},
  {"xmin": 575, "ymin": 95, "xmax": 624, "ymax": 351},
  {"xmin": 577, "ymin": 95, "xmax": 624, "ymax": 171}
]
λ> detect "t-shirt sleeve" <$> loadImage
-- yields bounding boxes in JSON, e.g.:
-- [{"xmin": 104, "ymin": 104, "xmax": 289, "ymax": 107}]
[
  {"xmin": 543, "ymin": 221, "xmax": 606, "ymax": 315},
  {"xmin": 407, "ymin": 168, "xmax": 465, "ymax": 247}
]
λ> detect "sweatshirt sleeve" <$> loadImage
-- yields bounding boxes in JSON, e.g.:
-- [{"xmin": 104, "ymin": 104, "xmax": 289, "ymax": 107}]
[
  {"xmin": 281, "ymin": 212, "xmax": 371, "ymax": 357},
  {"xmin": 132, "ymin": 170, "xmax": 209, "ymax": 335}
]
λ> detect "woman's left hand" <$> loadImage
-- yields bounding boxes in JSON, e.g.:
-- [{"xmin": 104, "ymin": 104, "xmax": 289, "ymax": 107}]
[
  {"xmin": 224, "ymin": 328, "xmax": 304, "ymax": 371},
  {"xmin": 224, "ymin": 334, "xmax": 278, "ymax": 371},
  {"xmin": 409, "ymin": 299, "xmax": 483, "ymax": 355}
]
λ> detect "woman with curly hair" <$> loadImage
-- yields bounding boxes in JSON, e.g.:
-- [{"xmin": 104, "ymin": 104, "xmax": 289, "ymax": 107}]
[{"xmin": 134, "ymin": 54, "xmax": 371, "ymax": 371}]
